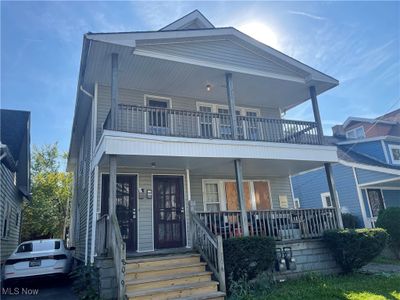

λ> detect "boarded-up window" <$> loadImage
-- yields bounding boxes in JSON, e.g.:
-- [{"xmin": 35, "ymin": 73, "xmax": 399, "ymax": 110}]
[
  {"xmin": 253, "ymin": 181, "xmax": 271, "ymax": 210},
  {"xmin": 224, "ymin": 182, "xmax": 252, "ymax": 210}
]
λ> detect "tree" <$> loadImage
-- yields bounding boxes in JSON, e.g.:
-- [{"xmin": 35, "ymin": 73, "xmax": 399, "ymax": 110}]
[{"xmin": 21, "ymin": 144, "xmax": 72, "ymax": 241}]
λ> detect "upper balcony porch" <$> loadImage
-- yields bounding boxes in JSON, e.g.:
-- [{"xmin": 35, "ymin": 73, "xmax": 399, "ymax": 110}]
[{"xmin": 102, "ymin": 103, "xmax": 321, "ymax": 145}]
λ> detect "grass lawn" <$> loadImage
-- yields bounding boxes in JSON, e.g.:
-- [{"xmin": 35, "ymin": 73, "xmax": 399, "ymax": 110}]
[{"xmin": 238, "ymin": 274, "xmax": 400, "ymax": 300}]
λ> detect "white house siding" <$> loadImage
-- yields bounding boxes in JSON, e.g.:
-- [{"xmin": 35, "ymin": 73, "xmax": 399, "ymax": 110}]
[
  {"xmin": 0, "ymin": 163, "xmax": 23, "ymax": 262},
  {"xmin": 96, "ymin": 85, "xmax": 281, "ymax": 144},
  {"xmin": 94, "ymin": 167, "xmax": 293, "ymax": 252}
]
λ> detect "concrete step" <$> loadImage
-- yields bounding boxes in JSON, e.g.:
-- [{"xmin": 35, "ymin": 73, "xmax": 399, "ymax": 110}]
[
  {"xmin": 126, "ymin": 281, "xmax": 219, "ymax": 300},
  {"xmin": 178, "ymin": 291, "xmax": 226, "ymax": 300},
  {"xmin": 125, "ymin": 262, "xmax": 207, "ymax": 280},
  {"xmin": 126, "ymin": 253, "xmax": 201, "ymax": 270},
  {"xmin": 126, "ymin": 271, "xmax": 213, "ymax": 293}
]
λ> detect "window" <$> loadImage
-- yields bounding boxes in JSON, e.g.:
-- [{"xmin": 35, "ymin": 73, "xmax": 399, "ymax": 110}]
[
  {"xmin": 145, "ymin": 96, "xmax": 171, "ymax": 135},
  {"xmin": 245, "ymin": 111, "xmax": 259, "ymax": 140},
  {"xmin": 388, "ymin": 144, "xmax": 400, "ymax": 164},
  {"xmin": 198, "ymin": 105, "xmax": 213, "ymax": 138},
  {"xmin": 345, "ymin": 126, "xmax": 365, "ymax": 139},
  {"xmin": 293, "ymin": 198, "xmax": 301, "ymax": 209},
  {"xmin": 321, "ymin": 192, "xmax": 333, "ymax": 208},
  {"xmin": 203, "ymin": 182, "xmax": 221, "ymax": 212},
  {"xmin": 17, "ymin": 242, "xmax": 33, "ymax": 253},
  {"xmin": 2, "ymin": 202, "xmax": 11, "ymax": 238},
  {"xmin": 217, "ymin": 108, "xmax": 232, "ymax": 139}
]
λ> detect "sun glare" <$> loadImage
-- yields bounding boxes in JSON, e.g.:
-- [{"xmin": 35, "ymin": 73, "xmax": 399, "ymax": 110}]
[{"xmin": 238, "ymin": 22, "xmax": 279, "ymax": 50}]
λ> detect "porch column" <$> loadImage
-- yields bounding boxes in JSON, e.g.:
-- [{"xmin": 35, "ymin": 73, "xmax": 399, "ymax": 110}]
[
  {"xmin": 309, "ymin": 86, "xmax": 324, "ymax": 144},
  {"xmin": 234, "ymin": 159, "xmax": 249, "ymax": 236},
  {"xmin": 324, "ymin": 163, "xmax": 344, "ymax": 229},
  {"xmin": 226, "ymin": 73, "xmax": 238, "ymax": 139},
  {"xmin": 109, "ymin": 155, "xmax": 117, "ymax": 216},
  {"xmin": 111, "ymin": 53, "xmax": 119, "ymax": 130}
]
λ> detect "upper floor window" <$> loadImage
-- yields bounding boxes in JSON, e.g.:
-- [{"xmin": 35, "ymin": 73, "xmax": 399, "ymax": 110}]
[
  {"xmin": 320, "ymin": 192, "xmax": 333, "ymax": 208},
  {"xmin": 346, "ymin": 126, "xmax": 365, "ymax": 139},
  {"xmin": 388, "ymin": 144, "xmax": 400, "ymax": 164}
]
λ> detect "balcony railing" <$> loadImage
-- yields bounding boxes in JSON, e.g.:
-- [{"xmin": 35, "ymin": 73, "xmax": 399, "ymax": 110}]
[
  {"xmin": 103, "ymin": 104, "xmax": 322, "ymax": 145},
  {"xmin": 197, "ymin": 208, "xmax": 339, "ymax": 240}
]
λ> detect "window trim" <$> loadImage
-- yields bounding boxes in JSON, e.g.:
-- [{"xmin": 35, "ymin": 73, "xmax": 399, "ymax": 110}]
[
  {"xmin": 293, "ymin": 197, "xmax": 301, "ymax": 209},
  {"xmin": 388, "ymin": 144, "xmax": 400, "ymax": 165},
  {"xmin": 320, "ymin": 192, "xmax": 333, "ymax": 208},
  {"xmin": 345, "ymin": 126, "xmax": 366, "ymax": 139},
  {"xmin": 2, "ymin": 202, "xmax": 11, "ymax": 239},
  {"xmin": 144, "ymin": 95, "xmax": 173, "ymax": 134}
]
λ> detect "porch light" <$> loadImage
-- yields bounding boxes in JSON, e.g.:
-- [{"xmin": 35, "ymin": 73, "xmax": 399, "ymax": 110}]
[{"xmin": 206, "ymin": 84, "xmax": 212, "ymax": 92}]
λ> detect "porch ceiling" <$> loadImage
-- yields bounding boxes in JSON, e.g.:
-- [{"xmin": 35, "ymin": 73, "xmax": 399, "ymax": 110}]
[
  {"xmin": 98, "ymin": 155, "xmax": 327, "ymax": 177},
  {"xmin": 83, "ymin": 40, "xmax": 335, "ymax": 112}
]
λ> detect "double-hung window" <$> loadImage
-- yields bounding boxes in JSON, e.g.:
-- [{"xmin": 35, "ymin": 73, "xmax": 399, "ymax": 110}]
[
  {"xmin": 147, "ymin": 99, "xmax": 170, "ymax": 134},
  {"xmin": 388, "ymin": 144, "xmax": 400, "ymax": 164},
  {"xmin": 203, "ymin": 182, "xmax": 221, "ymax": 212}
]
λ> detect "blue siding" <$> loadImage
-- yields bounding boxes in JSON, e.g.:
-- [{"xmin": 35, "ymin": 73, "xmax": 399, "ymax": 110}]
[
  {"xmin": 355, "ymin": 168, "xmax": 398, "ymax": 185},
  {"xmin": 384, "ymin": 141, "xmax": 400, "ymax": 165},
  {"xmin": 350, "ymin": 141, "xmax": 386, "ymax": 163},
  {"xmin": 292, "ymin": 164, "xmax": 364, "ymax": 225},
  {"xmin": 382, "ymin": 189, "xmax": 400, "ymax": 207}
]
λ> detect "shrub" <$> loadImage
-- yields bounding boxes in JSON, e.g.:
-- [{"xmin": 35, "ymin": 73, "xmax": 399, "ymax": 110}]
[
  {"xmin": 342, "ymin": 213, "xmax": 358, "ymax": 229},
  {"xmin": 223, "ymin": 236, "xmax": 275, "ymax": 291},
  {"xmin": 228, "ymin": 272, "xmax": 274, "ymax": 300},
  {"xmin": 376, "ymin": 208, "xmax": 400, "ymax": 258},
  {"xmin": 323, "ymin": 228, "xmax": 387, "ymax": 273},
  {"xmin": 70, "ymin": 264, "xmax": 100, "ymax": 300}
]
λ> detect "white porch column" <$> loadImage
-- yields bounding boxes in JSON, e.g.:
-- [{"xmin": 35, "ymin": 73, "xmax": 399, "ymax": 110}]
[
  {"xmin": 324, "ymin": 163, "xmax": 344, "ymax": 229},
  {"xmin": 226, "ymin": 73, "xmax": 238, "ymax": 139},
  {"xmin": 234, "ymin": 159, "xmax": 249, "ymax": 236},
  {"xmin": 109, "ymin": 155, "xmax": 117, "ymax": 216},
  {"xmin": 111, "ymin": 53, "xmax": 119, "ymax": 130},
  {"xmin": 309, "ymin": 85, "xmax": 324, "ymax": 144}
]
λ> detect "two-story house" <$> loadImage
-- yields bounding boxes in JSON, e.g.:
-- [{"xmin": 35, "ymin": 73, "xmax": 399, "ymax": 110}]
[
  {"xmin": 292, "ymin": 109, "xmax": 400, "ymax": 229},
  {"xmin": 0, "ymin": 109, "xmax": 31, "ymax": 263},
  {"xmin": 68, "ymin": 10, "xmax": 343, "ymax": 299}
]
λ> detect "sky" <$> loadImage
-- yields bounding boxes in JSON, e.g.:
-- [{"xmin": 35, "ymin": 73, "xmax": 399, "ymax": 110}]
[{"xmin": 2, "ymin": 1, "xmax": 400, "ymax": 153}]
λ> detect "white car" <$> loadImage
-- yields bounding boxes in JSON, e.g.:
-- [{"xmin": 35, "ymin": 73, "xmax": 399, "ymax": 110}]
[{"xmin": 3, "ymin": 239, "xmax": 75, "ymax": 281}]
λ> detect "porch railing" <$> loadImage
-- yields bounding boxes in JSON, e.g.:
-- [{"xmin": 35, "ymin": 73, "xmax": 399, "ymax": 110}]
[
  {"xmin": 191, "ymin": 212, "xmax": 226, "ymax": 292},
  {"xmin": 109, "ymin": 213, "xmax": 126, "ymax": 300},
  {"xmin": 95, "ymin": 214, "xmax": 108, "ymax": 257},
  {"xmin": 197, "ymin": 208, "xmax": 338, "ymax": 240},
  {"xmin": 102, "ymin": 104, "xmax": 322, "ymax": 145}
]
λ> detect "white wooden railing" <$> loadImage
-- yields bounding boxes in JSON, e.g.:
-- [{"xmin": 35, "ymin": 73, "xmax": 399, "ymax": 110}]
[
  {"xmin": 197, "ymin": 208, "xmax": 338, "ymax": 240},
  {"xmin": 191, "ymin": 212, "xmax": 226, "ymax": 292},
  {"xmin": 103, "ymin": 104, "xmax": 322, "ymax": 145},
  {"xmin": 109, "ymin": 213, "xmax": 126, "ymax": 300},
  {"xmin": 95, "ymin": 214, "xmax": 108, "ymax": 257}
]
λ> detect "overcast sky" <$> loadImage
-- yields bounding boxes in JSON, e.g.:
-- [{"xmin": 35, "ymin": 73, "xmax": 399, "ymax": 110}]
[{"xmin": 2, "ymin": 1, "xmax": 399, "ymax": 153}]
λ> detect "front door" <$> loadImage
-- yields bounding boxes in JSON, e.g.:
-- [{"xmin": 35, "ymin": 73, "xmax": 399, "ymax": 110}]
[
  {"xmin": 153, "ymin": 176, "xmax": 185, "ymax": 249},
  {"xmin": 102, "ymin": 174, "xmax": 137, "ymax": 252}
]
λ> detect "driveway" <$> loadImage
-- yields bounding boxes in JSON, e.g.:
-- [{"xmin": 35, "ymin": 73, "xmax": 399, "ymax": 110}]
[{"xmin": 1, "ymin": 276, "xmax": 77, "ymax": 300}]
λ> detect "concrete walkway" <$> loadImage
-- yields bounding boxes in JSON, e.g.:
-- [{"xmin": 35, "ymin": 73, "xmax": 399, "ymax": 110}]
[{"xmin": 361, "ymin": 262, "xmax": 400, "ymax": 275}]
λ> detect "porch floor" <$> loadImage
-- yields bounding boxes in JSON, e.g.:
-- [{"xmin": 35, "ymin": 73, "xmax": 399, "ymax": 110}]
[{"xmin": 126, "ymin": 247, "xmax": 193, "ymax": 259}]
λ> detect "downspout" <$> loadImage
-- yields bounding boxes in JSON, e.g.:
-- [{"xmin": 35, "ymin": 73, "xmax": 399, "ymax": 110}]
[{"xmin": 81, "ymin": 83, "xmax": 94, "ymax": 265}]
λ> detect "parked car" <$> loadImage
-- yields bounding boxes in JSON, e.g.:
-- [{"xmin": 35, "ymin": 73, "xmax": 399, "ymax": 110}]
[{"xmin": 3, "ymin": 239, "xmax": 75, "ymax": 281}]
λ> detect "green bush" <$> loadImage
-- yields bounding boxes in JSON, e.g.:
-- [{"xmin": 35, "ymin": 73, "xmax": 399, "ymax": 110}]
[
  {"xmin": 376, "ymin": 208, "xmax": 400, "ymax": 258},
  {"xmin": 223, "ymin": 236, "xmax": 275, "ymax": 291},
  {"xmin": 342, "ymin": 213, "xmax": 359, "ymax": 229},
  {"xmin": 228, "ymin": 272, "xmax": 274, "ymax": 300},
  {"xmin": 70, "ymin": 264, "xmax": 100, "ymax": 300},
  {"xmin": 323, "ymin": 228, "xmax": 388, "ymax": 273}
]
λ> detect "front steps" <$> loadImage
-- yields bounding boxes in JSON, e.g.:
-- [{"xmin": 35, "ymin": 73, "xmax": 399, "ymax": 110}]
[{"xmin": 125, "ymin": 253, "xmax": 225, "ymax": 300}]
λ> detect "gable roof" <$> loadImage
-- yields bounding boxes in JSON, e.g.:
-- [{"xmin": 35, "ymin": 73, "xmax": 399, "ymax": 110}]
[{"xmin": 160, "ymin": 10, "xmax": 215, "ymax": 31}]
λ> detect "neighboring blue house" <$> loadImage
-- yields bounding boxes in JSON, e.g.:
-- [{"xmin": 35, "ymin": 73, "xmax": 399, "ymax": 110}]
[{"xmin": 291, "ymin": 111, "xmax": 400, "ymax": 228}]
